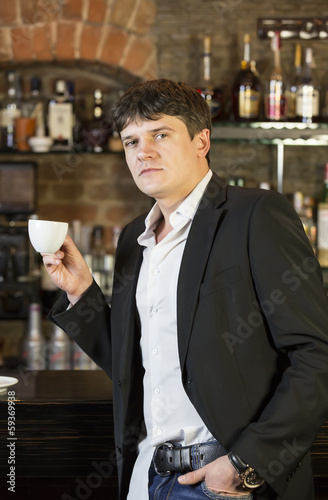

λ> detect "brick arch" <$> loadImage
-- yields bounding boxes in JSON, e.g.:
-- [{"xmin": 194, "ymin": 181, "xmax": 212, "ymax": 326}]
[{"xmin": 0, "ymin": 0, "xmax": 157, "ymax": 80}]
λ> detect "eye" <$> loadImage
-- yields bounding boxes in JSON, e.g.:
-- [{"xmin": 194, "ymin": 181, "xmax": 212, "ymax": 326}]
[
  {"xmin": 155, "ymin": 133, "xmax": 167, "ymax": 140},
  {"xmin": 124, "ymin": 139, "xmax": 137, "ymax": 149}
]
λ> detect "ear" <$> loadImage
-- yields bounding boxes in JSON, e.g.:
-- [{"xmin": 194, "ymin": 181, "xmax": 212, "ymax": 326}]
[{"xmin": 196, "ymin": 128, "xmax": 210, "ymax": 158}]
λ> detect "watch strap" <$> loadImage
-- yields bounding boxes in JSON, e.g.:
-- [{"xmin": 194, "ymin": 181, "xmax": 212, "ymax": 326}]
[{"xmin": 228, "ymin": 452, "xmax": 248, "ymax": 473}]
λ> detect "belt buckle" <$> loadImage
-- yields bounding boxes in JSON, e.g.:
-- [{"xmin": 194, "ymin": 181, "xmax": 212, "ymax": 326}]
[{"xmin": 154, "ymin": 442, "xmax": 175, "ymax": 477}]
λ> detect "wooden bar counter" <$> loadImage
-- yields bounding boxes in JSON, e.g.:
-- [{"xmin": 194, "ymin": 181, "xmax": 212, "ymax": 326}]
[
  {"xmin": 0, "ymin": 369, "xmax": 327, "ymax": 500},
  {"xmin": 0, "ymin": 370, "xmax": 118, "ymax": 500}
]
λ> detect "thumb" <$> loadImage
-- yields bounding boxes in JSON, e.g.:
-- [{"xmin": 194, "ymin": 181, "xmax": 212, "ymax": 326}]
[{"xmin": 178, "ymin": 468, "xmax": 205, "ymax": 485}]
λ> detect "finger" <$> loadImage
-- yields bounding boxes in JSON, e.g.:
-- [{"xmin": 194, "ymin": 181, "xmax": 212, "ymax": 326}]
[
  {"xmin": 54, "ymin": 250, "xmax": 65, "ymax": 259},
  {"xmin": 42, "ymin": 254, "xmax": 62, "ymax": 266},
  {"xmin": 60, "ymin": 235, "xmax": 79, "ymax": 254},
  {"xmin": 178, "ymin": 468, "xmax": 204, "ymax": 485}
]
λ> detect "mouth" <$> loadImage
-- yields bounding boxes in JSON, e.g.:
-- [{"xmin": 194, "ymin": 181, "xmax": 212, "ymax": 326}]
[{"xmin": 139, "ymin": 167, "xmax": 162, "ymax": 176}]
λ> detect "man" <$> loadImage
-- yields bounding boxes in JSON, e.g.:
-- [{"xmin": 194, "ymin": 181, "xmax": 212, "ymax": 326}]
[{"xmin": 45, "ymin": 79, "xmax": 328, "ymax": 500}]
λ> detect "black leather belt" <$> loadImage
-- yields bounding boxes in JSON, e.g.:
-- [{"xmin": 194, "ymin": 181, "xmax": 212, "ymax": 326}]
[{"xmin": 153, "ymin": 441, "xmax": 225, "ymax": 476}]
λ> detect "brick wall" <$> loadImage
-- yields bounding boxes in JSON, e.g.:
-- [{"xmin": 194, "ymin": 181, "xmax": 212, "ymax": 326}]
[{"xmin": 0, "ymin": 0, "xmax": 157, "ymax": 79}]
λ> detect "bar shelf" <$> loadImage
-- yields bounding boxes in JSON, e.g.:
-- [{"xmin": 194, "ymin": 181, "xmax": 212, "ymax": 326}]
[{"xmin": 212, "ymin": 122, "xmax": 328, "ymax": 193}]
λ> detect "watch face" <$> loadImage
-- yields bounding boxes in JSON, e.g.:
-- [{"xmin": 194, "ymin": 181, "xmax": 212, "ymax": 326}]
[{"xmin": 243, "ymin": 469, "xmax": 265, "ymax": 489}]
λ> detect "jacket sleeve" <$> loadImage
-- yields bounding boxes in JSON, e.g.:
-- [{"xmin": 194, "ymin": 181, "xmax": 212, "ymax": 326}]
[
  {"xmin": 232, "ymin": 190, "xmax": 328, "ymax": 497},
  {"xmin": 49, "ymin": 279, "xmax": 112, "ymax": 378}
]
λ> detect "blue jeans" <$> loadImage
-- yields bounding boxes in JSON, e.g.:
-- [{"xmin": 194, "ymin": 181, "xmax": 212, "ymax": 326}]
[{"xmin": 148, "ymin": 441, "xmax": 254, "ymax": 500}]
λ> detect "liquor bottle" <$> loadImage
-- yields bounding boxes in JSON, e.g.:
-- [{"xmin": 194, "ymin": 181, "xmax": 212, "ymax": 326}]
[
  {"xmin": 287, "ymin": 44, "xmax": 302, "ymax": 120},
  {"xmin": 82, "ymin": 89, "xmax": 110, "ymax": 152},
  {"xmin": 0, "ymin": 71, "xmax": 22, "ymax": 150},
  {"xmin": 22, "ymin": 302, "xmax": 46, "ymax": 370},
  {"xmin": 296, "ymin": 47, "xmax": 320, "ymax": 124},
  {"xmin": 232, "ymin": 33, "xmax": 261, "ymax": 121},
  {"xmin": 317, "ymin": 163, "xmax": 328, "ymax": 267},
  {"xmin": 48, "ymin": 79, "xmax": 74, "ymax": 149},
  {"xmin": 196, "ymin": 36, "xmax": 224, "ymax": 121},
  {"xmin": 47, "ymin": 324, "xmax": 71, "ymax": 370},
  {"xmin": 22, "ymin": 76, "xmax": 47, "ymax": 136},
  {"xmin": 264, "ymin": 32, "xmax": 288, "ymax": 121}
]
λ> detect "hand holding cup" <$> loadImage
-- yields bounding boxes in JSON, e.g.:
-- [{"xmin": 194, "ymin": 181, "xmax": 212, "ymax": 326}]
[{"xmin": 29, "ymin": 220, "xmax": 93, "ymax": 305}]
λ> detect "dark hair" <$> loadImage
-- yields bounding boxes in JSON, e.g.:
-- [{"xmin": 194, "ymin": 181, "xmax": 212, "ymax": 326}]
[{"xmin": 112, "ymin": 78, "xmax": 212, "ymax": 161}]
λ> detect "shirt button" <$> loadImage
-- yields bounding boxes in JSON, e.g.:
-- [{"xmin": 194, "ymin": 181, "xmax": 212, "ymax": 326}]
[
  {"xmin": 151, "ymin": 307, "xmax": 158, "ymax": 314},
  {"xmin": 154, "ymin": 387, "xmax": 160, "ymax": 395},
  {"xmin": 154, "ymin": 269, "xmax": 159, "ymax": 275},
  {"xmin": 152, "ymin": 349, "xmax": 158, "ymax": 355},
  {"xmin": 156, "ymin": 429, "xmax": 162, "ymax": 436}
]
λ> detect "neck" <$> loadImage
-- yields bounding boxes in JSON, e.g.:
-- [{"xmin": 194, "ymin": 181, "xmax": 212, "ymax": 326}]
[
  {"xmin": 154, "ymin": 216, "xmax": 172, "ymax": 244},
  {"xmin": 155, "ymin": 168, "xmax": 210, "ymax": 242},
  {"xmin": 161, "ymin": 167, "xmax": 210, "ymax": 217}
]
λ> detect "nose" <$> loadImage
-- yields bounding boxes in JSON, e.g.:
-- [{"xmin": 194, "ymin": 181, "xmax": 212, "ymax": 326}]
[{"xmin": 136, "ymin": 140, "xmax": 156, "ymax": 161}]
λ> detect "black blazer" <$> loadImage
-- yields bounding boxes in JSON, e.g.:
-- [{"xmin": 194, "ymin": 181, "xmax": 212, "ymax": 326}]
[{"xmin": 51, "ymin": 173, "xmax": 328, "ymax": 500}]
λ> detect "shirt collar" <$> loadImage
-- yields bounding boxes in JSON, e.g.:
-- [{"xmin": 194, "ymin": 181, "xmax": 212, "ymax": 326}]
[
  {"xmin": 175, "ymin": 169, "xmax": 212, "ymax": 221},
  {"xmin": 138, "ymin": 170, "xmax": 212, "ymax": 245}
]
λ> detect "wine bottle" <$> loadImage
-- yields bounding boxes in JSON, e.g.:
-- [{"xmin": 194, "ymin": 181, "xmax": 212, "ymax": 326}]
[
  {"xmin": 48, "ymin": 79, "xmax": 74, "ymax": 150},
  {"xmin": 82, "ymin": 89, "xmax": 110, "ymax": 152},
  {"xmin": 296, "ymin": 47, "xmax": 320, "ymax": 124},
  {"xmin": 196, "ymin": 36, "xmax": 224, "ymax": 121},
  {"xmin": 67, "ymin": 80, "xmax": 80, "ymax": 144},
  {"xmin": 22, "ymin": 76, "xmax": 47, "ymax": 137},
  {"xmin": 232, "ymin": 33, "xmax": 261, "ymax": 121},
  {"xmin": 264, "ymin": 32, "xmax": 288, "ymax": 121},
  {"xmin": 0, "ymin": 71, "xmax": 22, "ymax": 150},
  {"xmin": 287, "ymin": 43, "xmax": 302, "ymax": 120}
]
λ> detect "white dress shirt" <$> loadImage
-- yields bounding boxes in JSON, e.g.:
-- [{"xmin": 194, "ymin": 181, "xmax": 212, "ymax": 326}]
[{"xmin": 127, "ymin": 170, "xmax": 215, "ymax": 499}]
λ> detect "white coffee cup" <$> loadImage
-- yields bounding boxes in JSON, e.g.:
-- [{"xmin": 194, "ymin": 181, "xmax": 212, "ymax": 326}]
[{"xmin": 28, "ymin": 219, "xmax": 68, "ymax": 255}]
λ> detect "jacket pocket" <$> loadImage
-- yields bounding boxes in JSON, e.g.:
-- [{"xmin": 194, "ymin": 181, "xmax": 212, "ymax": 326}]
[{"xmin": 200, "ymin": 266, "xmax": 242, "ymax": 300}]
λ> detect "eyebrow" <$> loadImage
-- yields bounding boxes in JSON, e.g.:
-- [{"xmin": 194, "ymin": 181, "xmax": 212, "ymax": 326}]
[{"xmin": 121, "ymin": 125, "xmax": 175, "ymax": 142}]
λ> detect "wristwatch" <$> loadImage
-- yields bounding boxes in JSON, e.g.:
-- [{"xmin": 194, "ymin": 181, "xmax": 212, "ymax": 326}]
[{"xmin": 228, "ymin": 452, "xmax": 265, "ymax": 489}]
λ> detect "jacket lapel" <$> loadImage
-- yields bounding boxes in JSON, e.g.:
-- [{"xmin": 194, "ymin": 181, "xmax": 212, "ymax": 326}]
[
  {"xmin": 177, "ymin": 173, "xmax": 227, "ymax": 371},
  {"xmin": 113, "ymin": 217, "xmax": 145, "ymax": 381}
]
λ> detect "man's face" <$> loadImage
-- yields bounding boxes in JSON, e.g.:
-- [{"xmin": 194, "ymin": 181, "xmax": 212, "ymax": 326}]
[{"xmin": 120, "ymin": 115, "xmax": 210, "ymax": 208}]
